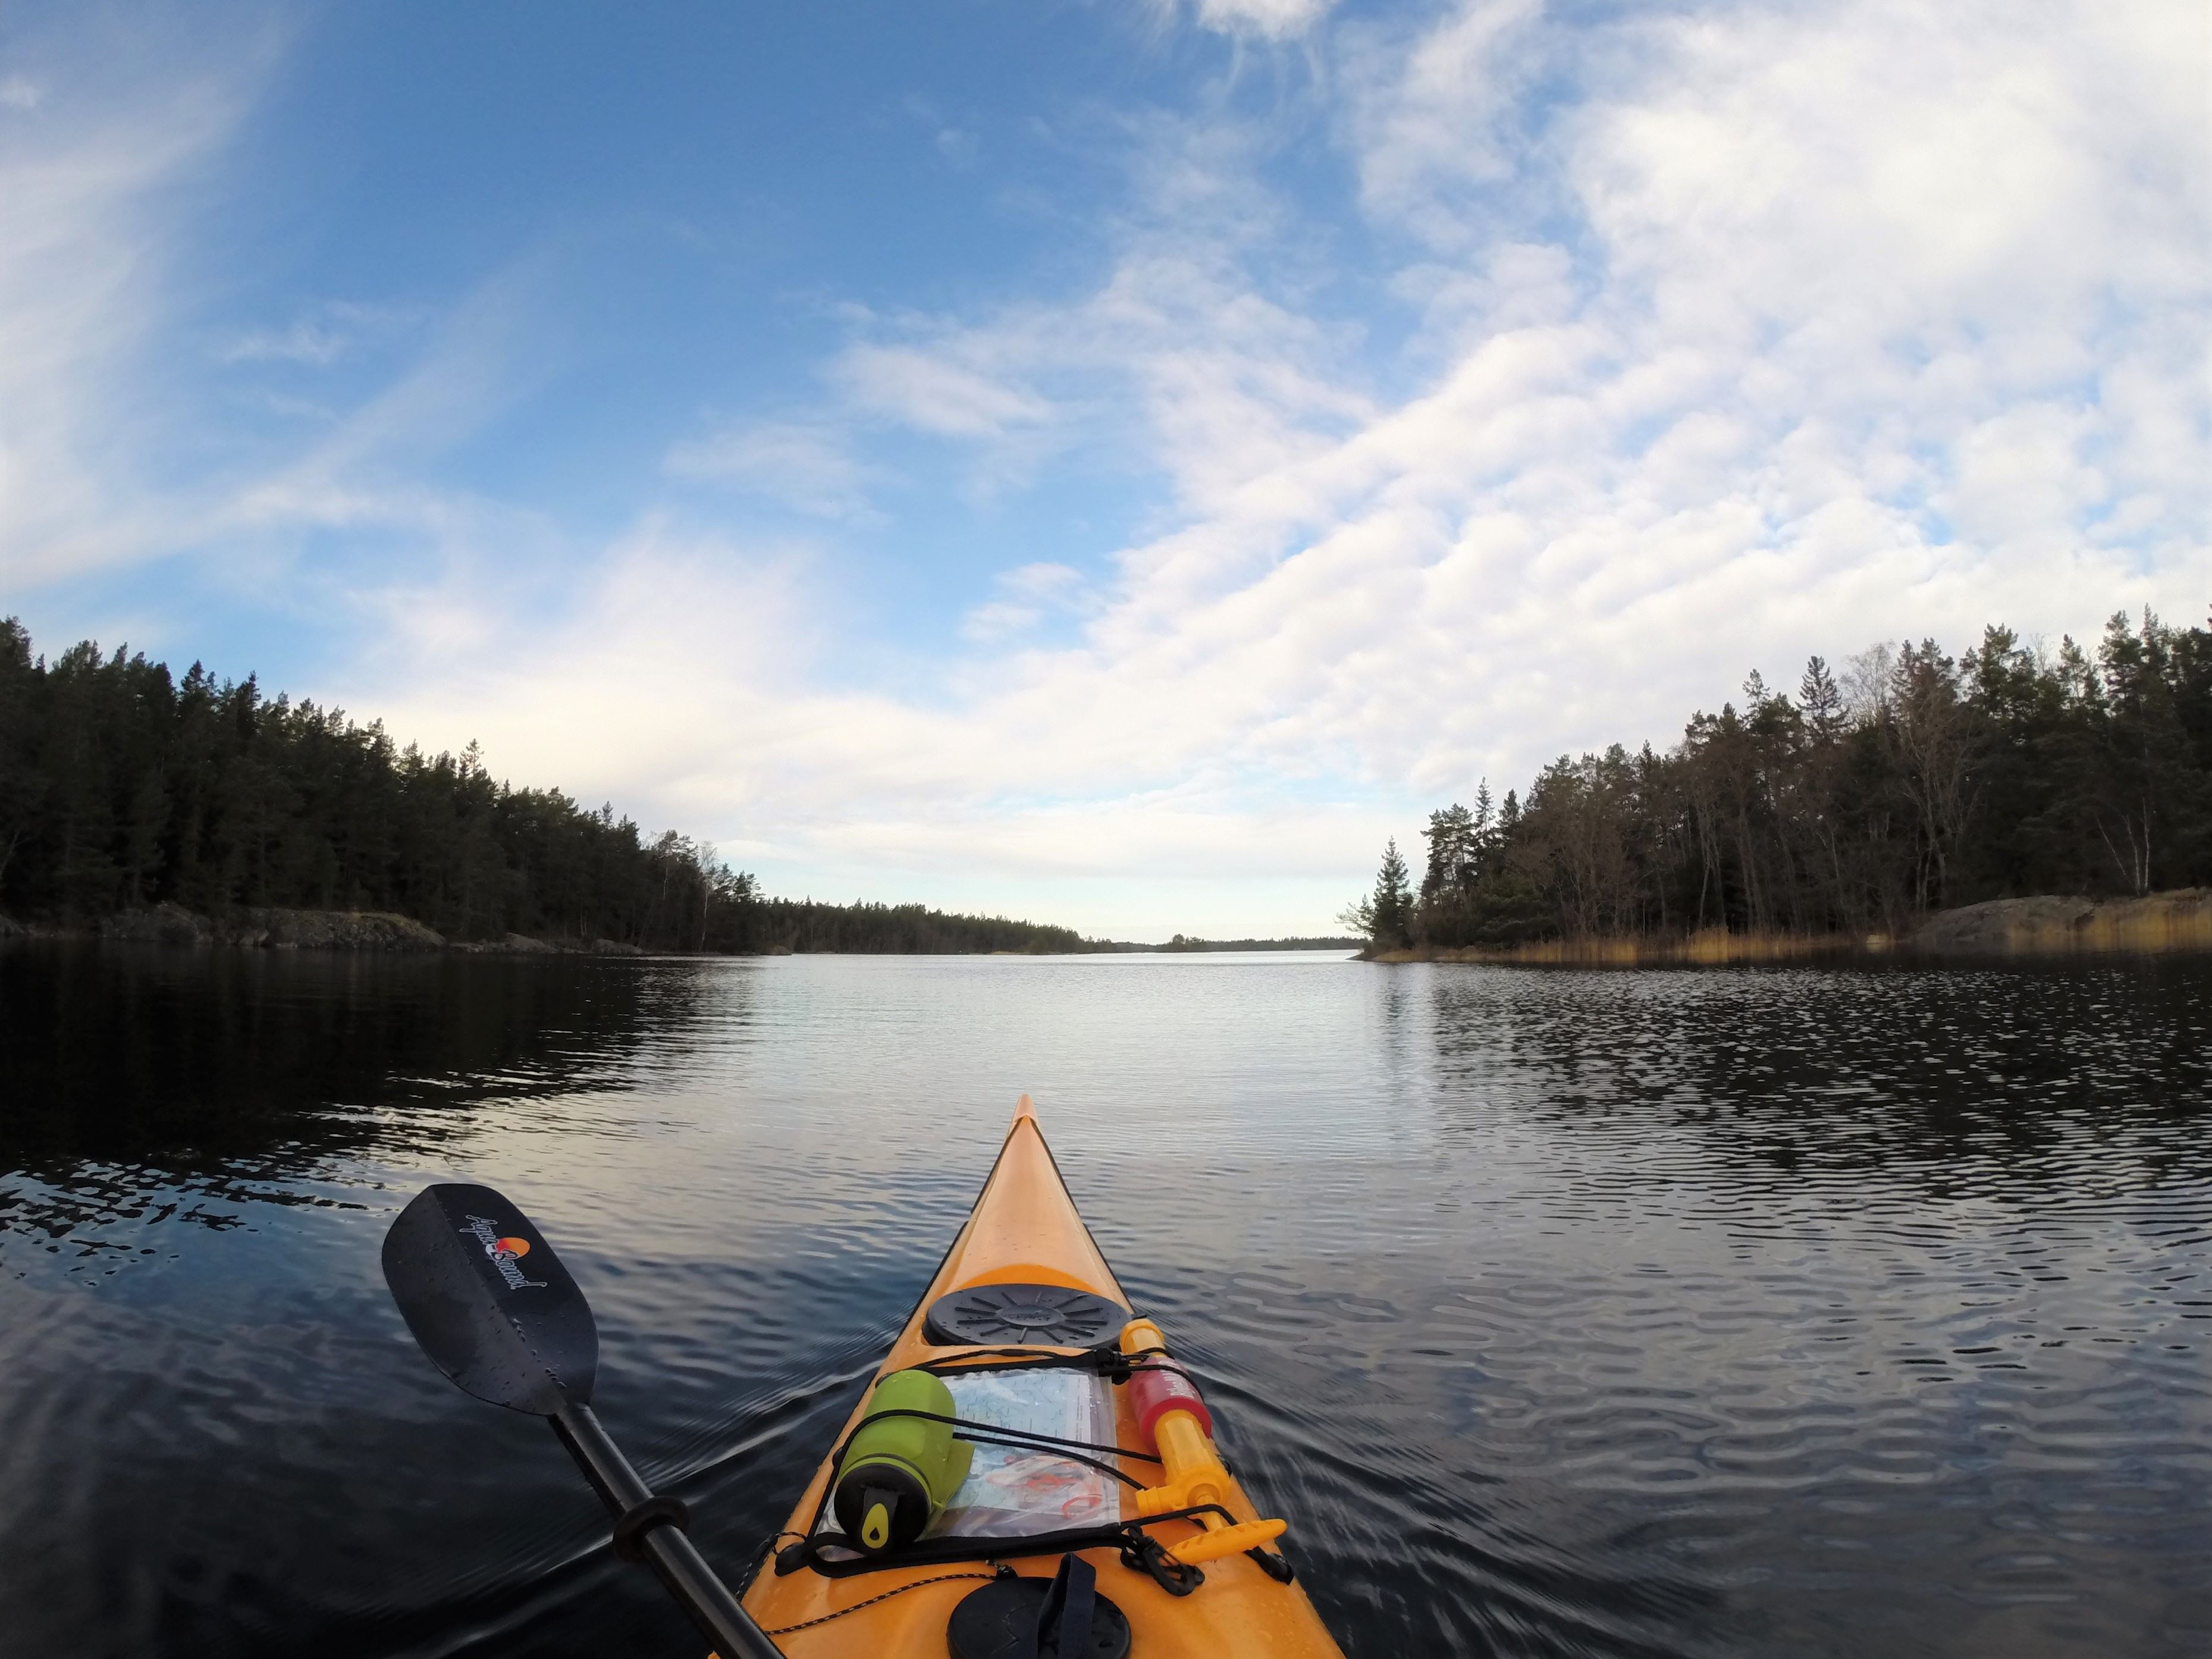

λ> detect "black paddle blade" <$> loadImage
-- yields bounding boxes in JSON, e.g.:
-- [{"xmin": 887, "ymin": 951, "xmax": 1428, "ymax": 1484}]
[{"xmin": 381, "ymin": 1183, "xmax": 599, "ymax": 1415}]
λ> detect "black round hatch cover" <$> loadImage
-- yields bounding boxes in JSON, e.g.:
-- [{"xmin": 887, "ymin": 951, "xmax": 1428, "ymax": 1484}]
[
  {"xmin": 947, "ymin": 1576, "xmax": 1132, "ymax": 1659},
  {"xmin": 924, "ymin": 1282, "xmax": 1129, "ymax": 1348}
]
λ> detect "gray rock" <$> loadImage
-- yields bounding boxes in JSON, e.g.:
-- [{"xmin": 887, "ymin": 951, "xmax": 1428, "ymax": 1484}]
[
  {"xmin": 450, "ymin": 933, "xmax": 557, "ymax": 954},
  {"xmin": 1912, "ymin": 890, "xmax": 2212, "ymax": 956},
  {"xmin": 222, "ymin": 908, "xmax": 446, "ymax": 951},
  {"xmin": 101, "ymin": 902, "xmax": 215, "ymax": 946}
]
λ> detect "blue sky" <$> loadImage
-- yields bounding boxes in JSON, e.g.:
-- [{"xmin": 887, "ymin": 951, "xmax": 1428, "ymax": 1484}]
[{"xmin": 2, "ymin": 0, "xmax": 2205, "ymax": 939}]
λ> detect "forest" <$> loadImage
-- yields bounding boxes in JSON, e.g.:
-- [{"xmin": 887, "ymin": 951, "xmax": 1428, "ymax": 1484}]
[
  {"xmin": 0, "ymin": 620, "xmax": 1083, "ymax": 955},
  {"xmin": 1347, "ymin": 611, "xmax": 2212, "ymax": 949},
  {"xmin": 1149, "ymin": 934, "xmax": 1361, "ymax": 952}
]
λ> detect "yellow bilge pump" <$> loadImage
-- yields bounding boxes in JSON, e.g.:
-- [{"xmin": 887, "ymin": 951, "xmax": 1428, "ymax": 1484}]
[{"xmin": 830, "ymin": 1368, "xmax": 975, "ymax": 1551}]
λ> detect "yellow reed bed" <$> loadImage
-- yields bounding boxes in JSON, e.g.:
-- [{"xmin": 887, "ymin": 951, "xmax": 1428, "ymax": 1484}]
[{"xmin": 1364, "ymin": 890, "xmax": 2212, "ymax": 966}]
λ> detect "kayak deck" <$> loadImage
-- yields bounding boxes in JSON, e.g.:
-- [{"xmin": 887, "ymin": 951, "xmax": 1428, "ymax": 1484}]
[{"xmin": 738, "ymin": 1097, "xmax": 1345, "ymax": 1657}]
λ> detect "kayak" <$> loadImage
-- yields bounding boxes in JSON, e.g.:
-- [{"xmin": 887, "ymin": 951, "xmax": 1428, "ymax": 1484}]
[
  {"xmin": 735, "ymin": 1096, "xmax": 1347, "ymax": 1658},
  {"xmin": 379, "ymin": 1097, "xmax": 1346, "ymax": 1658}
]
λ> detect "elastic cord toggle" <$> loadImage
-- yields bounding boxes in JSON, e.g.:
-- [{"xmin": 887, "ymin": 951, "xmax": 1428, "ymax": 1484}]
[
  {"xmin": 611, "ymin": 1494, "xmax": 691, "ymax": 1563},
  {"xmin": 1119, "ymin": 1531, "xmax": 1204, "ymax": 1597}
]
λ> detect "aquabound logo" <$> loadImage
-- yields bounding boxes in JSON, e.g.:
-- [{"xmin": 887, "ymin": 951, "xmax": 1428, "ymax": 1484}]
[{"xmin": 462, "ymin": 1215, "xmax": 547, "ymax": 1290}]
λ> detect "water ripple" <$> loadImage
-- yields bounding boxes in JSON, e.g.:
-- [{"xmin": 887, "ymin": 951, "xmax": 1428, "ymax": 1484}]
[{"xmin": 1, "ymin": 948, "xmax": 2208, "ymax": 1656}]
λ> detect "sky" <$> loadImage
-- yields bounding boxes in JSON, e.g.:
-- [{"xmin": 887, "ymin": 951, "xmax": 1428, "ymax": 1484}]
[{"xmin": 1, "ymin": 0, "xmax": 2205, "ymax": 940}]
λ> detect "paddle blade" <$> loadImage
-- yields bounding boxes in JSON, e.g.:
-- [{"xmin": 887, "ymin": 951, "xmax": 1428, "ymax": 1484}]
[{"xmin": 381, "ymin": 1183, "xmax": 599, "ymax": 1415}]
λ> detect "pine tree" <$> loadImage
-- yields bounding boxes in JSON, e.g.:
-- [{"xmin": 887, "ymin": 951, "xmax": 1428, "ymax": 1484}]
[
  {"xmin": 1420, "ymin": 805, "xmax": 1474, "ymax": 905},
  {"xmin": 1372, "ymin": 838, "xmax": 1414, "ymax": 948},
  {"xmin": 1799, "ymin": 656, "xmax": 1843, "ymax": 740}
]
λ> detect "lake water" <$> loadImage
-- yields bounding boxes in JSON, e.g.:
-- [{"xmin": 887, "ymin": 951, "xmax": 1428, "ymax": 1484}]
[{"xmin": 1, "ymin": 945, "xmax": 2207, "ymax": 1658}]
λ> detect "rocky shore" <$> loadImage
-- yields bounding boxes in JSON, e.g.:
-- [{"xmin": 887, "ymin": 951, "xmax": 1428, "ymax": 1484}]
[
  {"xmin": 1360, "ymin": 889, "xmax": 2212, "ymax": 965},
  {"xmin": 1906, "ymin": 889, "xmax": 2211, "ymax": 957},
  {"xmin": 0, "ymin": 901, "xmax": 642, "ymax": 956}
]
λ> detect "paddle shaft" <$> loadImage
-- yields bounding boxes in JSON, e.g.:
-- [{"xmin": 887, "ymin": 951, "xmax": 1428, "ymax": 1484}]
[{"xmin": 551, "ymin": 1401, "xmax": 783, "ymax": 1659}]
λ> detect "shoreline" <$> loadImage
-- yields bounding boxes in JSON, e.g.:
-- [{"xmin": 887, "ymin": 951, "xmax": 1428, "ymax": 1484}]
[
  {"xmin": 7, "ymin": 890, "xmax": 2207, "ymax": 965},
  {"xmin": 1358, "ymin": 889, "xmax": 2212, "ymax": 966},
  {"xmin": 0, "ymin": 902, "xmax": 644, "ymax": 956}
]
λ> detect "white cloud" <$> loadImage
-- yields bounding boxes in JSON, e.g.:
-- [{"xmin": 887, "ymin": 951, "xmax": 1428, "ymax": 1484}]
[
  {"xmin": 0, "ymin": 51, "xmax": 250, "ymax": 584},
  {"xmin": 961, "ymin": 562, "xmax": 1091, "ymax": 641},
  {"xmin": 346, "ymin": 524, "xmax": 1395, "ymax": 933},
  {"xmin": 6, "ymin": 0, "xmax": 2205, "ymax": 937},
  {"xmin": 1172, "ymin": 0, "xmax": 1338, "ymax": 42},
  {"xmin": 219, "ymin": 319, "xmax": 347, "ymax": 365},
  {"xmin": 215, "ymin": 300, "xmax": 419, "ymax": 366},
  {"xmin": 630, "ymin": 0, "xmax": 2202, "ymax": 927},
  {"xmin": 0, "ymin": 16, "xmax": 287, "ymax": 588},
  {"xmin": 901, "ymin": 95, "xmax": 982, "ymax": 170},
  {"xmin": 834, "ymin": 343, "xmax": 1055, "ymax": 438},
  {"xmin": 802, "ymin": 119, "xmax": 1372, "ymax": 528},
  {"xmin": 1341, "ymin": 0, "xmax": 1542, "ymax": 244},
  {"xmin": 664, "ymin": 420, "xmax": 883, "ymax": 520}
]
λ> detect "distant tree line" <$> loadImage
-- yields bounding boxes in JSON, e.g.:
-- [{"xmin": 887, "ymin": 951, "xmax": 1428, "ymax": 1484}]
[
  {"xmin": 739, "ymin": 899, "xmax": 1083, "ymax": 955},
  {"xmin": 1346, "ymin": 611, "xmax": 2212, "ymax": 949},
  {"xmin": 0, "ymin": 621, "xmax": 1083, "ymax": 954},
  {"xmin": 1147, "ymin": 934, "xmax": 1361, "ymax": 952}
]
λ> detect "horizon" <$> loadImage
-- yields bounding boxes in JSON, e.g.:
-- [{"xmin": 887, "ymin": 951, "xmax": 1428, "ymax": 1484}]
[{"xmin": 2, "ymin": 0, "xmax": 2204, "ymax": 941}]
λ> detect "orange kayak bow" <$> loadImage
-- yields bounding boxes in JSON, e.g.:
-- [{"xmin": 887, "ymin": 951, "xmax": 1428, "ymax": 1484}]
[{"xmin": 738, "ymin": 1097, "xmax": 1347, "ymax": 1658}]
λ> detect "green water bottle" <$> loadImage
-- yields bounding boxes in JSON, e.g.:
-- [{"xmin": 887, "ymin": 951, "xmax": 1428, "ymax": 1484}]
[{"xmin": 831, "ymin": 1368, "xmax": 974, "ymax": 1552}]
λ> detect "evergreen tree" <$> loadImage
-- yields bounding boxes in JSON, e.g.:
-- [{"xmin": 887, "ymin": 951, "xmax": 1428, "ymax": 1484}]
[
  {"xmin": 1370, "ymin": 838, "xmax": 1414, "ymax": 948},
  {"xmin": 1386, "ymin": 612, "xmax": 2212, "ymax": 949},
  {"xmin": 1420, "ymin": 804, "xmax": 1475, "ymax": 905},
  {"xmin": 1799, "ymin": 656, "xmax": 1844, "ymax": 740},
  {"xmin": 0, "ymin": 620, "xmax": 1091, "ymax": 954}
]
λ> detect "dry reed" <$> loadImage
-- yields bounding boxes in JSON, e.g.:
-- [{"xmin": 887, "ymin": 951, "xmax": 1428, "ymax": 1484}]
[{"xmin": 1364, "ymin": 889, "xmax": 2212, "ymax": 967}]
